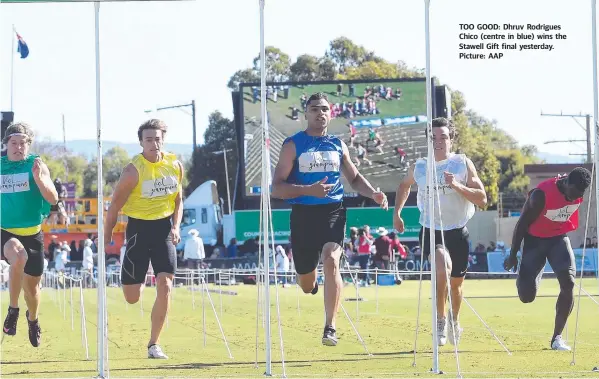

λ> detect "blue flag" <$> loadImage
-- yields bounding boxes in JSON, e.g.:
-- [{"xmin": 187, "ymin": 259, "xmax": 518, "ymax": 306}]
[{"xmin": 16, "ymin": 32, "xmax": 29, "ymax": 59}]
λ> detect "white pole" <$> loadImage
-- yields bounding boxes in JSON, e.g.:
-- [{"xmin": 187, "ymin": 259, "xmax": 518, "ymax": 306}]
[
  {"xmin": 224, "ymin": 148, "xmax": 232, "ymax": 215},
  {"xmin": 424, "ymin": 0, "xmax": 439, "ymax": 373},
  {"xmin": 592, "ymin": 0, "xmax": 598, "ymax": 239},
  {"xmin": 10, "ymin": 25, "xmax": 15, "ymax": 112},
  {"xmin": 94, "ymin": 2, "xmax": 108, "ymax": 377},
  {"xmin": 259, "ymin": 0, "xmax": 272, "ymax": 375}
]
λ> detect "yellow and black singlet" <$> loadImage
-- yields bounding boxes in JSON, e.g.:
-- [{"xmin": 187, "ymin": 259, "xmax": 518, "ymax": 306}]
[{"xmin": 121, "ymin": 152, "xmax": 181, "ymax": 220}]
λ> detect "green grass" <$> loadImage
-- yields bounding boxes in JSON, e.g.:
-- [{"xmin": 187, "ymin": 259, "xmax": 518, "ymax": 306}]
[
  {"xmin": 241, "ymin": 81, "xmax": 427, "ymax": 136},
  {"xmin": 2, "ymin": 278, "xmax": 599, "ymax": 378}
]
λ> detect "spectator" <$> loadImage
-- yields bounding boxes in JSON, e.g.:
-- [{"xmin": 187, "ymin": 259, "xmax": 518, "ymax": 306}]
[
  {"xmin": 357, "ymin": 228, "xmax": 373, "ymax": 285},
  {"xmin": 183, "ymin": 229, "xmax": 205, "ymax": 269},
  {"xmin": 47, "ymin": 235, "xmax": 59, "ymax": 261},
  {"xmin": 82, "ymin": 239, "xmax": 95, "ymax": 287},
  {"xmin": 373, "ymin": 227, "xmax": 392, "ymax": 270},
  {"xmin": 593, "ymin": 236, "xmax": 598, "ymax": 248},
  {"xmin": 275, "ymin": 245, "xmax": 290, "ymax": 287},
  {"xmin": 227, "ymin": 238, "xmax": 238, "ymax": 258}
]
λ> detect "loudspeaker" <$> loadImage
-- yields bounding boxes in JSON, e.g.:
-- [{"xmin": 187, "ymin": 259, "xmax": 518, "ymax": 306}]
[
  {"xmin": 1, "ymin": 111, "xmax": 14, "ymax": 140},
  {"xmin": 1, "ymin": 111, "xmax": 14, "ymax": 156},
  {"xmin": 434, "ymin": 86, "xmax": 452, "ymax": 119}
]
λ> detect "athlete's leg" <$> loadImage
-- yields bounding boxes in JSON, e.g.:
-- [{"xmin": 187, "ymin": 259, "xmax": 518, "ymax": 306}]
[
  {"xmin": 3, "ymin": 238, "xmax": 27, "ymax": 308},
  {"xmin": 297, "ymin": 270, "xmax": 317, "ymax": 294},
  {"xmin": 149, "ymin": 272, "xmax": 173, "ymax": 347},
  {"xmin": 147, "ymin": 220, "xmax": 177, "ymax": 358},
  {"xmin": 546, "ymin": 236, "xmax": 576, "ymax": 349},
  {"xmin": 516, "ymin": 235, "xmax": 548, "ymax": 303},
  {"xmin": 22, "ymin": 274, "xmax": 42, "ymax": 320},
  {"xmin": 434, "ymin": 246, "xmax": 452, "ymax": 320},
  {"xmin": 446, "ymin": 227, "xmax": 471, "ymax": 325},
  {"xmin": 321, "ymin": 242, "xmax": 343, "ymax": 329}
]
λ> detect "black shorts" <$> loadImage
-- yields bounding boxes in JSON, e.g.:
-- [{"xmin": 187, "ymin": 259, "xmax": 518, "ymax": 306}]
[
  {"xmin": 419, "ymin": 226, "xmax": 470, "ymax": 278},
  {"xmin": 1, "ymin": 229, "xmax": 45, "ymax": 277},
  {"xmin": 121, "ymin": 216, "xmax": 177, "ymax": 285},
  {"xmin": 290, "ymin": 202, "xmax": 346, "ymax": 275},
  {"xmin": 517, "ymin": 234, "xmax": 575, "ymax": 287}
]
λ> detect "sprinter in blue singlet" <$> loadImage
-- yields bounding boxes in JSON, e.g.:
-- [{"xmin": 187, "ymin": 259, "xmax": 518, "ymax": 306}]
[{"xmin": 272, "ymin": 92, "xmax": 388, "ymax": 346}]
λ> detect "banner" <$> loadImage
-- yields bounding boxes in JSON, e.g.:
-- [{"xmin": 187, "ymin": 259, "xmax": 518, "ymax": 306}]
[{"xmin": 234, "ymin": 206, "xmax": 422, "ymax": 244}]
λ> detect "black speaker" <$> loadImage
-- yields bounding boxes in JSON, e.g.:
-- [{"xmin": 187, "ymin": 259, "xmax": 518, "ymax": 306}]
[
  {"xmin": 1, "ymin": 111, "xmax": 14, "ymax": 156},
  {"xmin": 434, "ymin": 86, "xmax": 452, "ymax": 119},
  {"xmin": 1, "ymin": 111, "xmax": 14, "ymax": 140}
]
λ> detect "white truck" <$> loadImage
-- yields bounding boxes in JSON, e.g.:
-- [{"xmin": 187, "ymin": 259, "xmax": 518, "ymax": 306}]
[{"xmin": 176, "ymin": 180, "xmax": 225, "ymax": 251}]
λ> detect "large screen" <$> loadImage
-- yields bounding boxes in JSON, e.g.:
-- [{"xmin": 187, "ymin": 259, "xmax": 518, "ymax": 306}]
[{"xmin": 240, "ymin": 78, "xmax": 428, "ymax": 197}]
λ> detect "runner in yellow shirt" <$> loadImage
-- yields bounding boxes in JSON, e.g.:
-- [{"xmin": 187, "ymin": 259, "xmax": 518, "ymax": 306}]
[{"xmin": 105, "ymin": 119, "xmax": 183, "ymax": 359}]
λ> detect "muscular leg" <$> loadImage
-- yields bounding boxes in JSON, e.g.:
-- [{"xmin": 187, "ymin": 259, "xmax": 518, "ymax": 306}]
[
  {"xmin": 22, "ymin": 274, "xmax": 42, "ymax": 320},
  {"xmin": 123, "ymin": 283, "xmax": 144, "ymax": 304},
  {"xmin": 4, "ymin": 239, "xmax": 28, "ymax": 308},
  {"xmin": 321, "ymin": 242, "xmax": 342, "ymax": 329},
  {"xmin": 449, "ymin": 277, "xmax": 465, "ymax": 321},
  {"xmin": 552, "ymin": 271, "xmax": 574, "ymax": 340},
  {"xmin": 297, "ymin": 270, "xmax": 317, "ymax": 294},
  {"xmin": 149, "ymin": 273, "xmax": 173, "ymax": 346},
  {"xmin": 547, "ymin": 236, "xmax": 576, "ymax": 344},
  {"xmin": 516, "ymin": 237, "xmax": 547, "ymax": 303},
  {"xmin": 434, "ymin": 247, "xmax": 452, "ymax": 319}
]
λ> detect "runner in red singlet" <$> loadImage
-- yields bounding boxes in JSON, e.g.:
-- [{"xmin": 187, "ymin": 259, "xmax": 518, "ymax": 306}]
[{"xmin": 504, "ymin": 167, "xmax": 592, "ymax": 351}]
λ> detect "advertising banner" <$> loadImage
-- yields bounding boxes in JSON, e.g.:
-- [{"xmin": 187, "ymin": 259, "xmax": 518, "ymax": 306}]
[{"xmin": 234, "ymin": 206, "xmax": 422, "ymax": 244}]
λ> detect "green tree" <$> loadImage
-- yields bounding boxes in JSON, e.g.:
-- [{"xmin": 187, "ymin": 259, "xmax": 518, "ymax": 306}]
[
  {"xmin": 227, "ymin": 67, "xmax": 260, "ymax": 91},
  {"xmin": 326, "ymin": 37, "xmax": 367, "ymax": 74},
  {"xmin": 252, "ymin": 46, "xmax": 291, "ymax": 82},
  {"xmin": 317, "ymin": 56, "xmax": 338, "ymax": 80},
  {"xmin": 290, "ymin": 54, "xmax": 320, "ymax": 81},
  {"xmin": 187, "ymin": 112, "xmax": 238, "ymax": 213}
]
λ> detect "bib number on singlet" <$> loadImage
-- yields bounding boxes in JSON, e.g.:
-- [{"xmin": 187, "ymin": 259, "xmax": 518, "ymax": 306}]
[
  {"xmin": 0, "ymin": 173, "xmax": 30, "ymax": 193},
  {"xmin": 298, "ymin": 151, "xmax": 340, "ymax": 173},
  {"xmin": 141, "ymin": 176, "xmax": 179, "ymax": 198},
  {"xmin": 544, "ymin": 204, "xmax": 580, "ymax": 222}
]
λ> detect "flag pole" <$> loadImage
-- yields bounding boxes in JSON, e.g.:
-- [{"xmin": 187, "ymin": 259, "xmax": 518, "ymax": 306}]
[{"xmin": 11, "ymin": 25, "xmax": 15, "ymax": 112}]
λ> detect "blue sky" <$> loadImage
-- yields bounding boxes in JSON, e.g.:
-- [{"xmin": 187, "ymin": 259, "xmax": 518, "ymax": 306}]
[{"xmin": 0, "ymin": 0, "xmax": 597, "ymax": 159}]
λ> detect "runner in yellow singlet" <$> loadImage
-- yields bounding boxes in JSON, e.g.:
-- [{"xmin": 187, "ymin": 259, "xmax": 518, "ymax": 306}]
[{"xmin": 104, "ymin": 119, "xmax": 184, "ymax": 359}]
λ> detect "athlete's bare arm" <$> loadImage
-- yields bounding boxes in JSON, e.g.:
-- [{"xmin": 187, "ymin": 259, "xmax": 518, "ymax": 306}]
[
  {"xmin": 32, "ymin": 157, "xmax": 59, "ymax": 205},
  {"xmin": 271, "ymin": 140, "xmax": 332, "ymax": 199},
  {"xmin": 504, "ymin": 189, "xmax": 545, "ymax": 272},
  {"xmin": 104, "ymin": 163, "xmax": 139, "ymax": 245},
  {"xmin": 340, "ymin": 141, "xmax": 379, "ymax": 199},
  {"xmin": 171, "ymin": 161, "xmax": 184, "ymax": 244},
  {"xmin": 393, "ymin": 163, "xmax": 416, "ymax": 233},
  {"xmin": 446, "ymin": 158, "xmax": 487, "ymax": 208}
]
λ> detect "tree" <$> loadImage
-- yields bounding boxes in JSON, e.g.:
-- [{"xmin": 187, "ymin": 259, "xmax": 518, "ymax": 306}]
[
  {"xmin": 290, "ymin": 54, "xmax": 320, "ymax": 81},
  {"xmin": 326, "ymin": 37, "xmax": 367, "ymax": 74},
  {"xmin": 452, "ymin": 112, "xmax": 501, "ymax": 208},
  {"xmin": 252, "ymin": 46, "xmax": 291, "ymax": 82},
  {"xmin": 344, "ymin": 60, "xmax": 400, "ymax": 80},
  {"xmin": 317, "ymin": 56, "xmax": 338, "ymax": 80},
  {"xmin": 187, "ymin": 112, "xmax": 238, "ymax": 213},
  {"xmin": 227, "ymin": 68, "xmax": 260, "ymax": 91}
]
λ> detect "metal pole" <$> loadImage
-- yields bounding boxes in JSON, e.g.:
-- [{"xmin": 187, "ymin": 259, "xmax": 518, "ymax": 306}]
[
  {"xmin": 11, "ymin": 25, "xmax": 15, "ymax": 112},
  {"xmin": 586, "ymin": 114, "xmax": 592, "ymax": 163},
  {"xmin": 223, "ymin": 146, "xmax": 232, "ymax": 215},
  {"xmin": 94, "ymin": 2, "xmax": 108, "ymax": 377},
  {"xmin": 192, "ymin": 100, "xmax": 197, "ymax": 153},
  {"xmin": 259, "ymin": 0, "xmax": 272, "ymax": 375},
  {"xmin": 424, "ymin": 0, "xmax": 440, "ymax": 373}
]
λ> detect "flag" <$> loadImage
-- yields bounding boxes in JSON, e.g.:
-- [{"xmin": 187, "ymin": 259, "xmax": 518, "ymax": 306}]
[{"xmin": 16, "ymin": 32, "xmax": 29, "ymax": 59}]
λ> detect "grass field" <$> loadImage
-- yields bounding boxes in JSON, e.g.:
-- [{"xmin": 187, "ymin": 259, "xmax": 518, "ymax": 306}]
[{"xmin": 1, "ymin": 278, "xmax": 599, "ymax": 378}]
